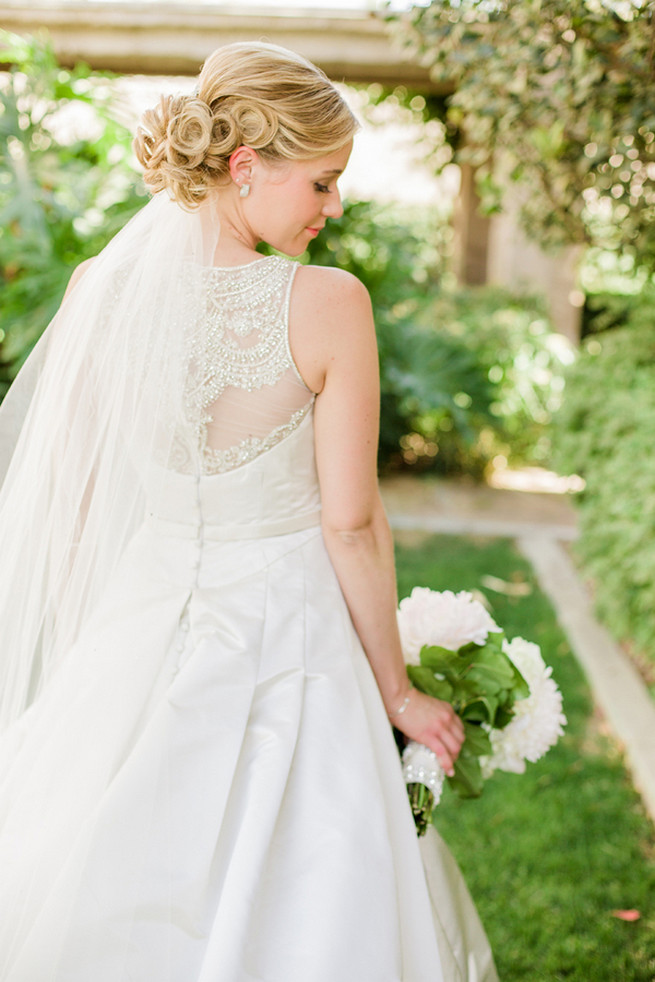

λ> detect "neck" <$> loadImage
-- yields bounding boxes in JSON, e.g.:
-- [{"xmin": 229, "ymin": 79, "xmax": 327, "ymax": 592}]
[{"xmin": 207, "ymin": 188, "xmax": 260, "ymax": 266}]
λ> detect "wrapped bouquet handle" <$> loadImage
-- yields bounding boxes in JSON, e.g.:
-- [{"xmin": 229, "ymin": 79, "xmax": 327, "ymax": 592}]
[{"xmin": 402, "ymin": 741, "xmax": 445, "ymax": 837}]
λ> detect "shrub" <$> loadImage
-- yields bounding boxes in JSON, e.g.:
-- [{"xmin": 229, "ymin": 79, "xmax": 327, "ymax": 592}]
[
  {"xmin": 0, "ymin": 30, "xmax": 145, "ymax": 393},
  {"xmin": 552, "ymin": 286, "xmax": 655, "ymax": 667},
  {"xmin": 303, "ymin": 199, "xmax": 495, "ymax": 472},
  {"xmin": 414, "ymin": 287, "xmax": 573, "ymax": 473},
  {"xmin": 306, "ymin": 202, "xmax": 570, "ymax": 475}
]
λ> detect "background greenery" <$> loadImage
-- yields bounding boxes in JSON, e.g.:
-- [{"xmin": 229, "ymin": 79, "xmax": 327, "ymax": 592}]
[
  {"xmin": 0, "ymin": 30, "xmax": 145, "ymax": 395},
  {"xmin": 3, "ymin": 14, "xmax": 655, "ymax": 680},
  {"xmin": 553, "ymin": 289, "xmax": 655, "ymax": 680},
  {"xmin": 304, "ymin": 202, "xmax": 571, "ymax": 475},
  {"xmin": 0, "ymin": 28, "xmax": 569, "ymax": 476},
  {"xmin": 385, "ymin": 0, "xmax": 655, "ymax": 686},
  {"xmin": 395, "ymin": 531, "xmax": 655, "ymax": 982},
  {"xmin": 390, "ymin": 0, "xmax": 655, "ymax": 269},
  {"xmin": 2, "ymin": 14, "xmax": 655, "ymax": 973}
]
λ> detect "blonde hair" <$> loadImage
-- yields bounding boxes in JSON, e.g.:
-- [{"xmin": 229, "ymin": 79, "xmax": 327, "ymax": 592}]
[{"xmin": 134, "ymin": 42, "xmax": 358, "ymax": 209}]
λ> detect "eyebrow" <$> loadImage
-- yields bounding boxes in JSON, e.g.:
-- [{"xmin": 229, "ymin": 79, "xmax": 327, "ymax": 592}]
[{"xmin": 317, "ymin": 168, "xmax": 343, "ymax": 177}]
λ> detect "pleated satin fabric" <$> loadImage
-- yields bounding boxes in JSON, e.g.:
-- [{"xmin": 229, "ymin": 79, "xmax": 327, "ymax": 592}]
[
  {"xmin": 0, "ymin": 215, "xmax": 499, "ymax": 980},
  {"xmin": 0, "ymin": 408, "xmax": 499, "ymax": 981}
]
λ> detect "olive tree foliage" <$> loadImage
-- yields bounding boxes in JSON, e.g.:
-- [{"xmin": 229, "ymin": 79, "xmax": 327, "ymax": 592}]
[{"xmin": 389, "ymin": 0, "xmax": 655, "ymax": 270}]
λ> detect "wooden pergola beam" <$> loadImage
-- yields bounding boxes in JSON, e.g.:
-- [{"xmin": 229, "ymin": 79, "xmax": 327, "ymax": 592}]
[{"xmin": 0, "ymin": 1, "xmax": 444, "ymax": 89}]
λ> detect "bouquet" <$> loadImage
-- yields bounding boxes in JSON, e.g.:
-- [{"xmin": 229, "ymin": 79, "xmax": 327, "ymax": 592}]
[{"xmin": 396, "ymin": 587, "xmax": 566, "ymax": 835}]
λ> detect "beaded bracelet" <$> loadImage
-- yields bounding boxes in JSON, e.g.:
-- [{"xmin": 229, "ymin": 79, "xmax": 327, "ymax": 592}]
[{"xmin": 387, "ymin": 685, "xmax": 413, "ymax": 719}]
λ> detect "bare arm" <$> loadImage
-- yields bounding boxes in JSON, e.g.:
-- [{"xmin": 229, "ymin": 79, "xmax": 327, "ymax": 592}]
[{"xmin": 290, "ymin": 267, "xmax": 464, "ymax": 775}]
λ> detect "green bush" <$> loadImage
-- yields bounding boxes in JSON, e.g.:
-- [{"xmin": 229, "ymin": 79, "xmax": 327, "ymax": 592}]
[
  {"xmin": 413, "ymin": 287, "xmax": 573, "ymax": 473},
  {"xmin": 0, "ymin": 30, "xmax": 145, "ymax": 393},
  {"xmin": 303, "ymin": 199, "xmax": 497, "ymax": 472},
  {"xmin": 552, "ymin": 287, "xmax": 655, "ymax": 667},
  {"xmin": 305, "ymin": 203, "xmax": 570, "ymax": 475}
]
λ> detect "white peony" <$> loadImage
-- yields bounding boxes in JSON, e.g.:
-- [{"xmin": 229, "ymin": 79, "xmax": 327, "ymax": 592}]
[
  {"xmin": 397, "ymin": 587, "xmax": 499, "ymax": 665},
  {"xmin": 481, "ymin": 636, "xmax": 567, "ymax": 777}
]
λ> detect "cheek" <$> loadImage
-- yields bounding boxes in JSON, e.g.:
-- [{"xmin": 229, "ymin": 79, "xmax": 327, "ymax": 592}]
[
  {"xmin": 270, "ymin": 189, "xmax": 301, "ymax": 225},
  {"xmin": 281, "ymin": 182, "xmax": 316, "ymax": 214},
  {"xmin": 263, "ymin": 182, "xmax": 316, "ymax": 237}
]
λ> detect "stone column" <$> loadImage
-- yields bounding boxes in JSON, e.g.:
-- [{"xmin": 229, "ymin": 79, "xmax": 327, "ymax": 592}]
[
  {"xmin": 451, "ymin": 162, "xmax": 490, "ymax": 287},
  {"xmin": 486, "ymin": 186, "xmax": 582, "ymax": 343}
]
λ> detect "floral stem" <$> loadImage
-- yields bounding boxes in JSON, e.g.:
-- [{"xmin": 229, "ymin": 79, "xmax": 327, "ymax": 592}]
[{"xmin": 407, "ymin": 782, "xmax": 435, "ymax": 837}]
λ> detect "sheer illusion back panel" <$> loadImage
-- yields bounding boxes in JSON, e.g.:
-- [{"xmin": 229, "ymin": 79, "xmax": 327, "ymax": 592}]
[{"xmin": 184, "ymin": 256, "xmax": 314, "ymax": 475}]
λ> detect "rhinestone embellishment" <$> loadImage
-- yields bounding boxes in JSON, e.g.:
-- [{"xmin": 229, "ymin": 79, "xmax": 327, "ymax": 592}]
[{"xmin": 182, "ymin": 256, "xmax": 311, "ymax": 474}]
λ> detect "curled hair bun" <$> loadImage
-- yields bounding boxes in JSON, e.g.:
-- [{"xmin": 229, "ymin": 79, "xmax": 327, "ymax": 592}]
[
  {"xmin": 134, "ymin": 43, "xmax": 358, "ymax": 209},
  {"xmin": 167, "ymin": 95, "xmax": 213, "ymax": 167},
  {"xmin": 134, "ymin": 94, "xmax": 217, "ymax": 209},
  {"xmin": 134, "ymin": 94, "xmax": 283, "ymax": 209},
  {"xmin": 227, "ymin": 101, "xmax": 279, "ymax": 149}
]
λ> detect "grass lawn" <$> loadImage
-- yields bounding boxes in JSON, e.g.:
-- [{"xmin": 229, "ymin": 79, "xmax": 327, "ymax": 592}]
[{"xmin": 394, "ymin": 532, "xmax": 655, "ymax": 982}]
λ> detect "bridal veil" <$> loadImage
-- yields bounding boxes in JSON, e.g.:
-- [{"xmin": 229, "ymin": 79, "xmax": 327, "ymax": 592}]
[{"xmin": 0, "ymin": 192, "xmax": 222, "ymax": 731}]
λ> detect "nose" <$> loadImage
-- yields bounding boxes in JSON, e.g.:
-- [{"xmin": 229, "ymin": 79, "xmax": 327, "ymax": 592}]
[{"xmin": 322, "ymin": 187, "xmax": 343, "ymax": 220}]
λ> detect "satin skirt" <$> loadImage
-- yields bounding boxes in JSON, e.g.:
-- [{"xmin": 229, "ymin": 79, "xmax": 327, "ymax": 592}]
[{"xmin": 0, "ymin": 520, "xmax": 497, "ymax": 981}]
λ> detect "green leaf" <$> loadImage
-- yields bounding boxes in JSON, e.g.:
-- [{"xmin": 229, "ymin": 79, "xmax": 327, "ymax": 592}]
[
  {"xmin": 457, "ymin": 640, "xmax": 487, "ymax": 656},
  {"xmin": 462, "ymin": 721, "xmax": 493, "ymax": 757},
  {"xmin": 460, "ymin": 694, "xmax": 498, "ymax": 724},
  {"xmin": 473, "ymin": 643, "xmax": 516, "ymax": 675},
  {"xmin": 447, "ymin": 754, "xmax": 484, "ymax": 799},
  {"xmin": 465, "ymin": 664, "xmax": 504, "ymax": 695},
  {"xmin": 407, "ymin": 665, "xmax": 453, "ymax": 702},
  {"xmin": 509, "ymin": 663, "xmax": 530, "ymax": 700},
  {"xmin": 465, "ymin": 645, "xmax": 519, "ymax": 699},
  {"xmin": 419, "ymin": 644, "xmax": 461, "ymax": 675},
  {"xmin": 494, "ymin": 706, "xmax": 515, "ymax": 729}
]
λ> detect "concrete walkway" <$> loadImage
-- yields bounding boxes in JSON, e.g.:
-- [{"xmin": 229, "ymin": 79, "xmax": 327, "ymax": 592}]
[{"xmin": 380, "ymin": 474, "xmax": 655, "ymax": 824}]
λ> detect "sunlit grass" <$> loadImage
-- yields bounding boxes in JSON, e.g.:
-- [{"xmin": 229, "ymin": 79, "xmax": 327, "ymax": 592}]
[{"xmin": 395, "ymin": 532, "xmax": 655, "ymax": 982}]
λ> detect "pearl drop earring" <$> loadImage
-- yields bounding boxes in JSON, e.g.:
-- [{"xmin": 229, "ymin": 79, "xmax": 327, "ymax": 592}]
[{"xmin": 239, "ymin": 184, "xmax": 250, "ymax": 198}]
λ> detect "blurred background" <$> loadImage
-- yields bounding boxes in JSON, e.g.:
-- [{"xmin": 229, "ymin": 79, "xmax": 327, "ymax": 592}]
[{"xmin": 1, "ymin": 3, "xmax": 654, "ymax": 976}]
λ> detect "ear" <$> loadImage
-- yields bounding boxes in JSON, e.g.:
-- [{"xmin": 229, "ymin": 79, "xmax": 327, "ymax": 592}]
[{"xmin": 228, "ymin": 146, "xmax": 258, "ymax": 187}]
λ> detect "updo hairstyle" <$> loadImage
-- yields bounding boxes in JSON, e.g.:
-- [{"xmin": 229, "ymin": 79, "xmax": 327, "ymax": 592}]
[{"xmin": 134, "ymin": 42, "xmax": 358, "ymax": 209}]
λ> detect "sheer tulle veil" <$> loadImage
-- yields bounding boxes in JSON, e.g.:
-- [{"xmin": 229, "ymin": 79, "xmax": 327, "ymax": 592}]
[{"xmin": 0, "ymin": 192, "xmax": 222, "ymax": 731}]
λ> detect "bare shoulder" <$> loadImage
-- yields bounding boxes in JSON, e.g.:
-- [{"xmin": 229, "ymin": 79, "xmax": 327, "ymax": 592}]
[
  {"xmin": 292, "ymin": 264, "xmax": 372, "ymax": 323},
  {"xmin": 63, "ymin": 256, "xmax": 96, "ymax": 301},
  {"xmin": 288, "ymin": 264, "xmax": 376, "ymax": 395}
]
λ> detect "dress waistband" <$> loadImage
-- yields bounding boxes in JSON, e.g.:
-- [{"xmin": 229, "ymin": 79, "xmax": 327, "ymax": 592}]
[{"xmin": 145, "ymin": 510, "xmax": 322, "ymax": 541}]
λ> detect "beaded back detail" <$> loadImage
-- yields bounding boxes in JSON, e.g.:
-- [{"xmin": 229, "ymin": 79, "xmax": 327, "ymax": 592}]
[{"xmin": 181, "ymin": 256, "xmax": 313, "ymax": 475}]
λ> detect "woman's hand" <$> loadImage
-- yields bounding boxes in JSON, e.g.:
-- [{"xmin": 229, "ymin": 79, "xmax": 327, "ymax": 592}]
[{"xmin": 389, "ymin": 688, "xmax": 465, "ymax": 777}]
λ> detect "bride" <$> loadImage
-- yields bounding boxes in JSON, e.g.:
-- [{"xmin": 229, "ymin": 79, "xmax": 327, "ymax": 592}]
[{"xmin": 0, "ymin": 41, "xmax": 498, "ymax": 981}]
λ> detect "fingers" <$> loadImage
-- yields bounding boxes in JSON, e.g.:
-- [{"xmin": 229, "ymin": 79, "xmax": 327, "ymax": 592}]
[
  {"xmin": 439, "ymin": 724, "xmax": 464, "ymax": 760},
  {"xmin": 426, "ymin": 730, "xmax": 462, "ymax": 777},
  {"xmin": 392, "ymin": 691, "xmax": 466, "ymax": 776},
  {"xmin": 424, "ymin": 704, "xmax": 465, "ymax": 777},
  {"xmin": 430, "ymin": 705, "xmax": 464, "ymax": 749},
  {"xmin": 432, "ymin": 743, "xmax": 456, "ymax": 778},
  {"xmin": 417, "ymin": 729, "xmax": 457, "ymax": 777}
]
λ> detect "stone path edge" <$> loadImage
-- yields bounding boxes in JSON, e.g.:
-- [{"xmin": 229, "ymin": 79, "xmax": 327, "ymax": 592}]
[
  {"xmin": 518, "ymin": 535, "xmax": 655, "ymax": 825},
  {"xmin": 386, "ymin": 512, "xmax": 655, "ymax": 825}
]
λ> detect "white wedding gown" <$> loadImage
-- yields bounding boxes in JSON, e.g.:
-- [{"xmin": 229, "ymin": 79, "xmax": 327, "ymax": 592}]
[{"xmin": 0, "ymin": 256, "xmax": 497, "ymax": 982}]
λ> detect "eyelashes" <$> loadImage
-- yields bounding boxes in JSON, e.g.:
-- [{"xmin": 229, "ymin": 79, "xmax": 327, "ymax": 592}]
[{"xmin": 314, "ymin": 183, "xmax": 330, "ymax": 193}]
